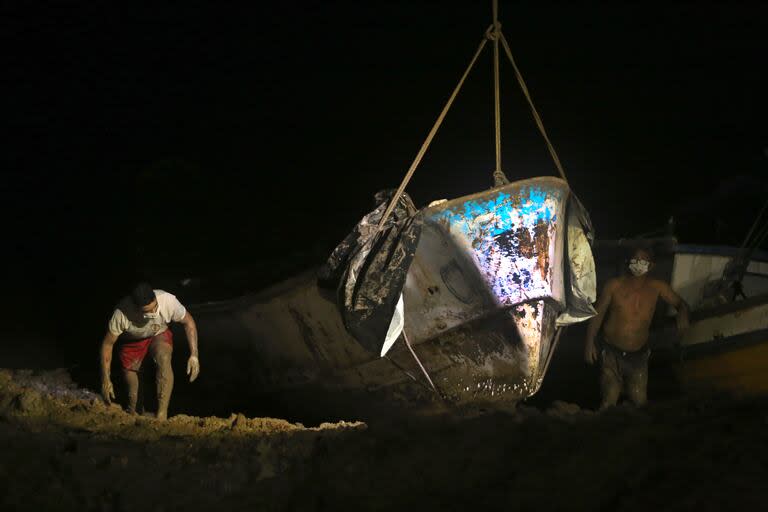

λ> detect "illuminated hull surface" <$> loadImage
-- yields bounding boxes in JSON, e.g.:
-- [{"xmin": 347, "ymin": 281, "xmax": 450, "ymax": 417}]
[{"xmin": 193, "ymin": 177, "xmax": 589, "ymax": 412}]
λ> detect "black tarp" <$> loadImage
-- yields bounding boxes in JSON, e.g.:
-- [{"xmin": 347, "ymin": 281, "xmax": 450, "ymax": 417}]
[{"xmin": 318, "ymin": 190, "xmax": 422, "ymax": 353}]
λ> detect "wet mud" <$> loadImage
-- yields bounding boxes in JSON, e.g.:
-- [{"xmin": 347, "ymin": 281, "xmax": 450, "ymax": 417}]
[{"xmin": 2, "ymin": 367, "xmax": 768, "ymax": 511}]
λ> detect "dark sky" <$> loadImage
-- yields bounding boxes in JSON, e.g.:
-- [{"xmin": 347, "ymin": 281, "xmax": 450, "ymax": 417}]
[{"xmin": 4, "ymin": 2, "xmax": 768, "ymax": 333}]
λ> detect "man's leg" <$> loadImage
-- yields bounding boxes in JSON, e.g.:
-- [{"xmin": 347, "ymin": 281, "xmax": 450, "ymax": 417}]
[
  {"xmin": 625, "ymin": 353, "xmax": 649, "ymax": 406},
  {"xmin": 599, "ymin": 348, "xmax": 622, "ymax": 410},
  {"xmin": 150, "ymin": 333, "xmax": 174, "ymax": 420},
  {"xmin": 122, "ymin": 369, "xmax": 140, "ymax": 414},
  {"xmin": 118, "ymin": 340, "xmax": 149, "ymax": 414}
]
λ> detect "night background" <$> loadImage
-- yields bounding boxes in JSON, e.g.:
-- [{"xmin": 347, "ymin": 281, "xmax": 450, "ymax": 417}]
[
  {"xmin": 6, "ymin": 2, "xmax": 767, "ymax": 340},
  {"xmin": 3, "ymin": 2, "xmax": 768, "ymax": 509}
]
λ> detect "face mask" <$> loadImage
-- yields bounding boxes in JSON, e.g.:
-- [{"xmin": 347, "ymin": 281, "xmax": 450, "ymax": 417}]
[{"xmin": 628, "ymin": 258, "xmax": 650, "ymax": 276}]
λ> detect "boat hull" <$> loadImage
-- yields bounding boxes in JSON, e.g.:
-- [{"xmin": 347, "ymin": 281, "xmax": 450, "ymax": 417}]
[
  {"xmin": 677, "ymin": 331, "xmax": 768, "ymax": 396},
  {"xmin": 651, "ymin": 245, "xmax": 768, "ymax": 396},
  {"xmin": 673, "ymin": 297, "xmax": 768, "ymax": 396},
  {"xmin": 190, "ymin": 177, "xmax": 589, "ymax": 413}
]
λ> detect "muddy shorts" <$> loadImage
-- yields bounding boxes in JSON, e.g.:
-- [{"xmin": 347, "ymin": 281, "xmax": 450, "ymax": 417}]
[
  {"xmin": 118, "ymin": 330, "xmax": 173, "ymax": 371},
  {"xmin": 600, "ymin": 340, "xmax": 650, "ymax": 406}
]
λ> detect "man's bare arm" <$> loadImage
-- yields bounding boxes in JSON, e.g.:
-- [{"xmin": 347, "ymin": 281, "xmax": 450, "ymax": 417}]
[
  {"xmin": 585, "ymin": 279, "xmax": 617, "ymax": 363},
  {"xmin": 180, "ymin": 312, "xmax": 200, "ymax": 382},
  {"xmin": 657, "ymin": 281, "xmax": 690, "ymax": 331},
  {"xmin": 100, "ymin": 331, "xmax": 118, "ymax": 403},
  {"xmin": 180, "ymin": 312, "xmax": 198, "ymax": 357},
  {"xmin": 100, "ymin": 331, "xmax": 118, "ymax": 380}
]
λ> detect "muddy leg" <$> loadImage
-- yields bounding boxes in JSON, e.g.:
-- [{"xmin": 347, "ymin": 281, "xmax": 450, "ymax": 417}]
[
  {"xmin": 625, "ymin": 354, "xmax": 649, "ymax": 406},
  {"xmin": 122, "ymin": 369, "xmax": 139, "ymax": 414},
  {"xmin": 151, "ymin": 335, "xmax": 174, "ymax": 420},
  {"xmin": 599, "ymin": 349, "xmax": 621, "ymax": 410}
]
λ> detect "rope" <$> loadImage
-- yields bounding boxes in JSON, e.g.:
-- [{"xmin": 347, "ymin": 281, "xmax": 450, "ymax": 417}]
[
  {"xmin": 491, "ymin": 0, "xmax": 503, "ymax": 179},
  {"xmin": 750, "ymin": 218, "xmax": 768, "ymax": 249},
  {"xmin": 740, "ymin": 196, "xmax": 768, "ymax": 248},
  {"xmin": 377, "ymin": 37, "xmax": 489, "ymax": 229},
  {"xmin": 540, "ymin": 326, "xmax": 563, "ymax": 384},
  {"xmin": 402, "ymin": 330, "xmax": 438, "ymax": 392},
  {"xmin": 499, "ymin": 32, "xmax": 568, "ymax": 183},
  {"xmin": 384, "ymin": 356, "xmax": 420, "ymax": 385},
  {"xmin": 716, "ymin": 198, "xmax": 768, "ymax": 291},
  {"xmin": 378, "ymin": 1, "xmax": 570, "ymax": 226}
]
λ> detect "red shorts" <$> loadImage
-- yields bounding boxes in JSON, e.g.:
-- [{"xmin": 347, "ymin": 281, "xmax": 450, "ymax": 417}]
[{"xmin": 118, "ymin": 329, "xmax": 173, "ymax": 371}]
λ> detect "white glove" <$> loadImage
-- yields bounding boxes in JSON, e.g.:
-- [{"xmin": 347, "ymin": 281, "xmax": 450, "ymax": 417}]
[{"xmin": 186, "ymin": 356, "xmax": 200, "ymax": 382}]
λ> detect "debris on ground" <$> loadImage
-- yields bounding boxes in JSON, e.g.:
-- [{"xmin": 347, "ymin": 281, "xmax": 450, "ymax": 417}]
[{"xmin": 2, "ymin": 367, "xmax": 768, "ymax": 511}]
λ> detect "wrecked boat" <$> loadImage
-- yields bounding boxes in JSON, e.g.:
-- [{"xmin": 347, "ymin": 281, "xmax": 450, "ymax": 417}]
[
  {"xmin": 187, "ymin": 3, "xmax": 598, "ymax": 415},
  {"xmin": 191, "ymin": 177, "xmax": 596, "ymax": 413}
]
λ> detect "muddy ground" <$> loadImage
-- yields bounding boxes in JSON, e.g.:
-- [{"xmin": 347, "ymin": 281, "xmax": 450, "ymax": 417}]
[{"xmin": 2, "ymin": 367, "xmax": 768, "ymax": 511}]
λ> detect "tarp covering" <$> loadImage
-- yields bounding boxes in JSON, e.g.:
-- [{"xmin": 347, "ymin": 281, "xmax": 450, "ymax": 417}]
[
  {"xmin": 557, "ymin": 195, "xmax": 598, "ymax": 325},
  {"xmin": 318, "ymin": 191, "xmax": 423, "ymax": 353}
]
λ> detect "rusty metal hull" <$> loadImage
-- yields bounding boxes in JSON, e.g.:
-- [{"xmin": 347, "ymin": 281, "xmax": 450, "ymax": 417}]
[{"xmin": 193, "ymin": 177, "xmax": 586, "ymax": 412}]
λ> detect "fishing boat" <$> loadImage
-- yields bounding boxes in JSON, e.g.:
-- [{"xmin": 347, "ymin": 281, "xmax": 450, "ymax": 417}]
[
  {"xmin": 187, "ymin": 2, "xmax": 598, "ymax": 415},
  {"xmin": 652, "ymin": 244, "xmax": 768, "ymax": 395}
]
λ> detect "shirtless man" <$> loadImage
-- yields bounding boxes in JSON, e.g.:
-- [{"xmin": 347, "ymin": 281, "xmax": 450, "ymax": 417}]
[
  {"xmin": 585, "ymin": 248, "xmax": 689, "ymax": 408},
  {"xmin": 100, "ymin": 283, "xmax": 200, "ymax": 419}
]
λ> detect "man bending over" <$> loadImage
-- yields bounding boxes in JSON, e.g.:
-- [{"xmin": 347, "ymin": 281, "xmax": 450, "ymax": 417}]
[{"xmin": 100, "ymin": 283, "xmax": 200, "ymax": 419}]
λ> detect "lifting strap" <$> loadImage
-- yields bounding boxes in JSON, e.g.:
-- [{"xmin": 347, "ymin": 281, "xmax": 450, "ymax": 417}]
[
  {"xmin": 377, "ymin": 37, "xmax": 488, "ymax": 229},
  {"xmin": 500, "ymin": 32, "xmax": 568, "ymax": 183},
  {"xmin": 377, "ymin": 1, "xmax": 571, "ymax": 229}
]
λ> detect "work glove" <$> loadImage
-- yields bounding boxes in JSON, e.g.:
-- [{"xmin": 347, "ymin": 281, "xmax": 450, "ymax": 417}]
[
  {"xmin": 187, "ymin": 355, "xmax": 200, "ymax": 382},
  {"xmin": 101, "ymin": 378, "xmax": 116, "ymax": 404}
]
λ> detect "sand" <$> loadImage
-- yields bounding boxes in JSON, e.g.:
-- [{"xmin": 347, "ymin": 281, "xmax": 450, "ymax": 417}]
[{"xmin": 2, "ymin": 367, "xmax": 768, "ymax": 511}]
